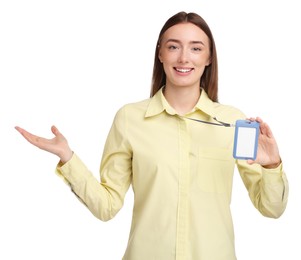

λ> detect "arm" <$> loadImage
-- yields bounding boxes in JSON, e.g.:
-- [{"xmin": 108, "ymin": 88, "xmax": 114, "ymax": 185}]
[
  {"xmin": 236, "ymin": 117, "xmax": 289, "ymax": 218},
  {"xmin": 56, "ymin": 108, "xmax": 132, "ymax": 221},
  {"xmin": 15, "ymin": 108, "xmax": 132, "ymax": 221},
  {"xmin": 237, "ymin": 161, "xmax": 288, "ymax": 218}
]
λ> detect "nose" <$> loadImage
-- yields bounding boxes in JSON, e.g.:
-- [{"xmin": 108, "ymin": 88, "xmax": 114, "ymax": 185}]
[{"xmin": 178, "ymin": 48, "xmax": 189, "ymax": 64}]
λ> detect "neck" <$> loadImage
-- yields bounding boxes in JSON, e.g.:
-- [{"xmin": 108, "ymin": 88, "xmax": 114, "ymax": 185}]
[{"xmin": 163, "ymin": 85, "xmax": 201, "ymax": 116}]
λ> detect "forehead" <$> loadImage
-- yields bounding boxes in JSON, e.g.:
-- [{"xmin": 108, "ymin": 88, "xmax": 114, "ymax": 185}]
[{"xmin": 162, "ymin": 22, "xmax": 209, "ymax": 45}]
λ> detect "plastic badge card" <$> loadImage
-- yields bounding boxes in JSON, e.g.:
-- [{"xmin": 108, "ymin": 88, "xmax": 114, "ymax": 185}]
[{"xmin": 233, "ymin": 120, "xmax": 260, "ymax": 160}]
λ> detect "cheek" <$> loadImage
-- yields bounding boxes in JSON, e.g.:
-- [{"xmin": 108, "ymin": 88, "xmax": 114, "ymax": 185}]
[
  {"xmin": 193, "ymin": 62, "xmax": 207, "ymax": 77},
  {"xmin": 159, "ymin": 50, "xmax": 171, "ymax": 63},
  {"xmin": 194, "ymin": 54, "xmax": 211, "ymax": 67},
  {"xmin": 162, "ymin": 63, "xmax": 171, "ymax": 74},
  {"xmin": 160, "ymin": 50, "xmax": 179, "ymax": 64}
]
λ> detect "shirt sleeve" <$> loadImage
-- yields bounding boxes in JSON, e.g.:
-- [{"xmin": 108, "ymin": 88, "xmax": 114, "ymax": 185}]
[
  {"xmin": 55, "ymin": 107, "xmax": 132, "ymax": 221},
  {"xmin": 236, "ymin": 160, "xmax": 289, "ymax": 218}
]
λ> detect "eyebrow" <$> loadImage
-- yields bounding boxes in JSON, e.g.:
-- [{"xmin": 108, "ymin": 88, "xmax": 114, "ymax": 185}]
[{"xmin": 165, "ymin": 38, "xmax": 205, "ymax": 46}]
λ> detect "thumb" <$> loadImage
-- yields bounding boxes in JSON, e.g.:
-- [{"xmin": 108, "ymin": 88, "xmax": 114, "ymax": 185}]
[
  {"xmin": 247, "ymin": 159, "xmax": 255, "ymax": 165},
  {"xmin": 51, "ymin": 125, "xmax": 60, "ymax": 136}
]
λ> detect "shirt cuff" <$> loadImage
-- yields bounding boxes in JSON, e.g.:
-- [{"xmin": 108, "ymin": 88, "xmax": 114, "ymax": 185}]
[
  {"xmin": 261, "ymin": 162, "xmax": 284, "ymax": 183},
  {"xmin": 55, "ymin": 153, "xmax": 88, "ymax": 185}
]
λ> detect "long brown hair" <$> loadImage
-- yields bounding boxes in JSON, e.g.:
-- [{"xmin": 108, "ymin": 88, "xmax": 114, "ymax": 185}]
[{"xmin": 150, "ymin": 11, "xmax": 218, "ymax": 102}]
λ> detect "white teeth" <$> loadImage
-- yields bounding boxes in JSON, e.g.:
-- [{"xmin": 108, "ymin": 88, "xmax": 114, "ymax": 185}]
[{"xmin": 176, "ymin": 68, "xmax": 192, "ymax": 73}]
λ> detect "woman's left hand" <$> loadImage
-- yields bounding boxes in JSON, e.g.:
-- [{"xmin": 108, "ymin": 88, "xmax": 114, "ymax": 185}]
[{"xmin": 247, "ymin": 117, "xmax": 281, "ymax": 169}]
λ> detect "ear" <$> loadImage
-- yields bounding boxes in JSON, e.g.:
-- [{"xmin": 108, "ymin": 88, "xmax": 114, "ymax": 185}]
[
  {"xmin": 159, "ymin": 57, "xmax": 163, "ymax": 63},
  {"xmin": 158, "ymin": 52, "xmax": 163, "ymax": 63},
  {"xmin": 205, "ymin": 56, "xmax": 212, "ymax": 66},
  {"xmin": 158, "ymin": 44, "xmax": 163, "ymax": 63}
]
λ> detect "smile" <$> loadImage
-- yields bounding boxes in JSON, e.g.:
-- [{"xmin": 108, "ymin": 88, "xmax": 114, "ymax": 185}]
[{"xmin": 174, "ymin": 68, "xmax": 193, "ymax": 73}]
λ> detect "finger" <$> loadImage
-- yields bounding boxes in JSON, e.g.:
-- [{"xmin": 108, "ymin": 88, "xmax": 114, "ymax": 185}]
[
  {"xmin": 247, "ymin": 159, "xmax": 255, "ymax": 165},
  {"xmin": 253, "ymin": 118, "xmax": 268, "ymax": 136},
  {"xmin": 261, "ymin": 122, "xmax": 274, "ymax": 138},
  {"xmin": 255, "ymin": 117, "xmax": 263, "ymax": 123},
  {"xmin": 51, "ymin": 125, "xmax": 66, "ymax": 141},
  {"xmin": 15, "ymin": 126, "xmax": 34, "ymax": 140},
  {"xmin": 15, "ymin": 126, "xmax": 25, "ymax": 134},
  {"xmin": 15, "ymin": 126, "xmax": 45, "ymax": 147},
  {"xmin": 246, "ymin": 117, "xmax": 255, "ymax": 122},
  {"xmin": 259, "ymin": 122, "xmax": 267, "ymax": 135},
  {"xmin": 51, "ymin": 125, "xmax": 59, "ymax": 136}
]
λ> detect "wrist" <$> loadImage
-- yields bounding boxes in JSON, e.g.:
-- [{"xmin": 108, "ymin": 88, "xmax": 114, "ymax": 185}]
[
  {"xmin": 262, "ymin": 160, "xmax": 281, "ymax": 169},
  {"xmin": 59, "ymin": 149, "xmax": 73, "ymax": 164}
]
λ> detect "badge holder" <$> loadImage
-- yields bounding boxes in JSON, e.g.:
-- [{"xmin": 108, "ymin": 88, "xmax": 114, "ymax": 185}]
[{"xmin": 233, "ymin": 120, "xmax": 260, "ymax": 160}]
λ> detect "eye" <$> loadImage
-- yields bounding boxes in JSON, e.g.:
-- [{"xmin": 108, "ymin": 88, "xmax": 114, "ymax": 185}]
[
  {"xmin": 167, "ymin": 45, "xmax": 179, "ymax": 50},
  {"xmin": 192, "ymin": 47, "xmax": 202, "ymax": 52}
]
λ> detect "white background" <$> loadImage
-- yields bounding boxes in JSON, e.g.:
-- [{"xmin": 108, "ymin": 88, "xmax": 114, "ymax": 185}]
[{"xmin": 1, "ymin": 0, "xmax": 300, "ymax": 259}]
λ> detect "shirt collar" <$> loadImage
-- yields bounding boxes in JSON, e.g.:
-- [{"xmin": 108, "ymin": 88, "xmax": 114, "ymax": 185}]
[{"xmin": 145, "ymin": 87, "xmax": 217, "ymax": 118}]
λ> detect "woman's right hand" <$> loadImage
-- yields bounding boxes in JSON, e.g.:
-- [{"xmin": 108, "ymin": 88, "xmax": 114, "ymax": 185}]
[{"xmin": 15, "ymin": 125, "xmax": 73, "ymax": 164}]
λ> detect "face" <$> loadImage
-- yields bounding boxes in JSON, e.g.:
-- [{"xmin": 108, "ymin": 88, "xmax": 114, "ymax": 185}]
[{"xmin": 159, "ymin": 22, "xmax": 211, "ymax": 90}]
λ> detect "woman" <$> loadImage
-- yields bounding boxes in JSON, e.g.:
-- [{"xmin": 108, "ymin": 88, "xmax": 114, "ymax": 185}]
[{"xmin": 15, "ymin": 11, "xmax": 288, "ymax": 260}]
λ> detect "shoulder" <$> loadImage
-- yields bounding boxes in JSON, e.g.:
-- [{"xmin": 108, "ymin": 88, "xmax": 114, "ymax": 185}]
[
  {"xmin": 113, "ymin": 97, "xmax": 151, "ymax": 121},
  {"xmin": 117, "ymin": 97, "xmax": 150, "ymax": 113},
  {"xmin": 212, "ymin": 101, "xmax": 246, "ymax": 123},
  {"xmin": 199, "ymin": 89, "xmax": 245, "ymax": 123}
]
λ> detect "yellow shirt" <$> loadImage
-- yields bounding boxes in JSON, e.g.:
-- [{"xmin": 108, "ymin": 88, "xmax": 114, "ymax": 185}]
[{"xmin": 56, "ymin": 88, "xmax": 288, "ymax": 260}]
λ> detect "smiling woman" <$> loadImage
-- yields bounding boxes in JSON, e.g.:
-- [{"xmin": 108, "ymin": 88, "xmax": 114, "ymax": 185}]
[
  {"xmin": 151, "ymin": 12, "xmax": 218, "ymax": 103},
  {"xmin": 15, "ymin": 11, "xmax": 288, "ymax": 260},
  {"xmin": 158, "ymin": 22, "xmax": 212, "ymax": 115}
]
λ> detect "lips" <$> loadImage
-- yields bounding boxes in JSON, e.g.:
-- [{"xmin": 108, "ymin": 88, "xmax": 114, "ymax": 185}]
[{"xmin": 174, "ymin": 67, "xmax": 193, "ymax": 73}]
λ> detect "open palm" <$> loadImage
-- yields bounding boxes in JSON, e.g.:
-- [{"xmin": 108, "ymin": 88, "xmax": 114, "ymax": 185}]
[{"xmin": 15, "ymin": 125, "xmax": 73, "ymax": 163}]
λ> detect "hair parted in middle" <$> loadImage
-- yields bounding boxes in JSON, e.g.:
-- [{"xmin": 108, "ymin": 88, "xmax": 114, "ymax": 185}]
[{"xmin": 150, "ymin": 11, "xmax": 218, "ymax": 102}]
